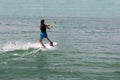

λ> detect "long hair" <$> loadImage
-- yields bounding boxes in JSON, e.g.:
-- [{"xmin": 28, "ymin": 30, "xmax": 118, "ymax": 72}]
[{"xmin": 41, "ymin": 19, "xmax": 45, "ymax": 25}]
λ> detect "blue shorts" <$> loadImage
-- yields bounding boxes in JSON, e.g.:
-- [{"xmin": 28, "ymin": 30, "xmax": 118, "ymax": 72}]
[{"xmin": 40, "ymin": 33, "xmax": 48, "ymax": 39}]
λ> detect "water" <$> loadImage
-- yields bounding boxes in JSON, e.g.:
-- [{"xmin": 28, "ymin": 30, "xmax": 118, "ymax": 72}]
[
  {"xmin": 1, "ymin": 0, "xmax": 120, "ymax": 17},
  {"xmin": 0, "ymin": 15, "xmax": 120, "ymax": 80},
  {"xmin": 1, "ymin": 0, "xmax": 120, "ymax": 79}
]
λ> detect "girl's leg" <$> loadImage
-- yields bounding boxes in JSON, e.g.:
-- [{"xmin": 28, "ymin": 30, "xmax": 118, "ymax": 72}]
[
  {"xmin": 39, "ymin": 38, "xmax": 46, "ymax": 48},
  {"xmin": 46, "ymin": 37, "xmax": 53, "ymax": 46}
]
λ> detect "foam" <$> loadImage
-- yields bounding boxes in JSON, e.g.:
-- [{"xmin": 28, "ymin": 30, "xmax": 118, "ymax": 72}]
[{"xmin": 2, "ymin": 41, "xmax": 57, "ymax": 52}]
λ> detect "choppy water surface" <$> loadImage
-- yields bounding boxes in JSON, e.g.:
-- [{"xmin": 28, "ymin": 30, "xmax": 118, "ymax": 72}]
[{"xmin": 0, "ymin": 16, "xmax": 120, "ymax": 80}]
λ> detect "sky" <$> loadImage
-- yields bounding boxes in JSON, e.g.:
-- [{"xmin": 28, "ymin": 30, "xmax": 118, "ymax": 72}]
[{"xmin": 0, "ymin": 0, "xmax": 120, "ymax": 17}]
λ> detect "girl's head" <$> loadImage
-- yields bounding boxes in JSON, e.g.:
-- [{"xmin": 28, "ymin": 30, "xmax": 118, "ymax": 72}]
[{"xmin": 41, "ymin": 19, "xmax": 45, "ymax": 24}]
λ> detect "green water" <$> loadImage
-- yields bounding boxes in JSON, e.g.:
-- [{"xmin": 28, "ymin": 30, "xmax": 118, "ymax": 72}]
[{"xmin": 0, "ymin": 16, "xmax": 120, "ymax": 80}]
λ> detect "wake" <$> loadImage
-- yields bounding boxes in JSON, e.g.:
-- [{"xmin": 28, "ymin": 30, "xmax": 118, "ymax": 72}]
[{"xmin": 2, "ymin": 41, "xmax": 57, "ymax": 52}]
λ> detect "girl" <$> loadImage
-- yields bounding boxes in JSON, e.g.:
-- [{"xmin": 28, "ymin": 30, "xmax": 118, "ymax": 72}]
[{"xmin": 39, "ymin": 19, "xmax": 53, "ymax": 48}]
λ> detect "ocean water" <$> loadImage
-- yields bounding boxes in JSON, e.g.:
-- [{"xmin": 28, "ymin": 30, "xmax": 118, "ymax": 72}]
[{"xmin": 0, "ymin": 16, "xmax": 120, "ymax": 80}]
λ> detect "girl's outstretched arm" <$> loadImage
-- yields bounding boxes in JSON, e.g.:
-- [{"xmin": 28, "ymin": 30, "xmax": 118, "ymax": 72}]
[{"xmin": 46, "ymin": 24, "xmax": 52, "ymax": 29}]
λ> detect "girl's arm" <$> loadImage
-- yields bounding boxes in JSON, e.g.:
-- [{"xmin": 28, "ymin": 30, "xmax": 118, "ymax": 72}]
[{"xmin": 46, "ymin": 24, "xmax": 52, "ymax": 29}]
